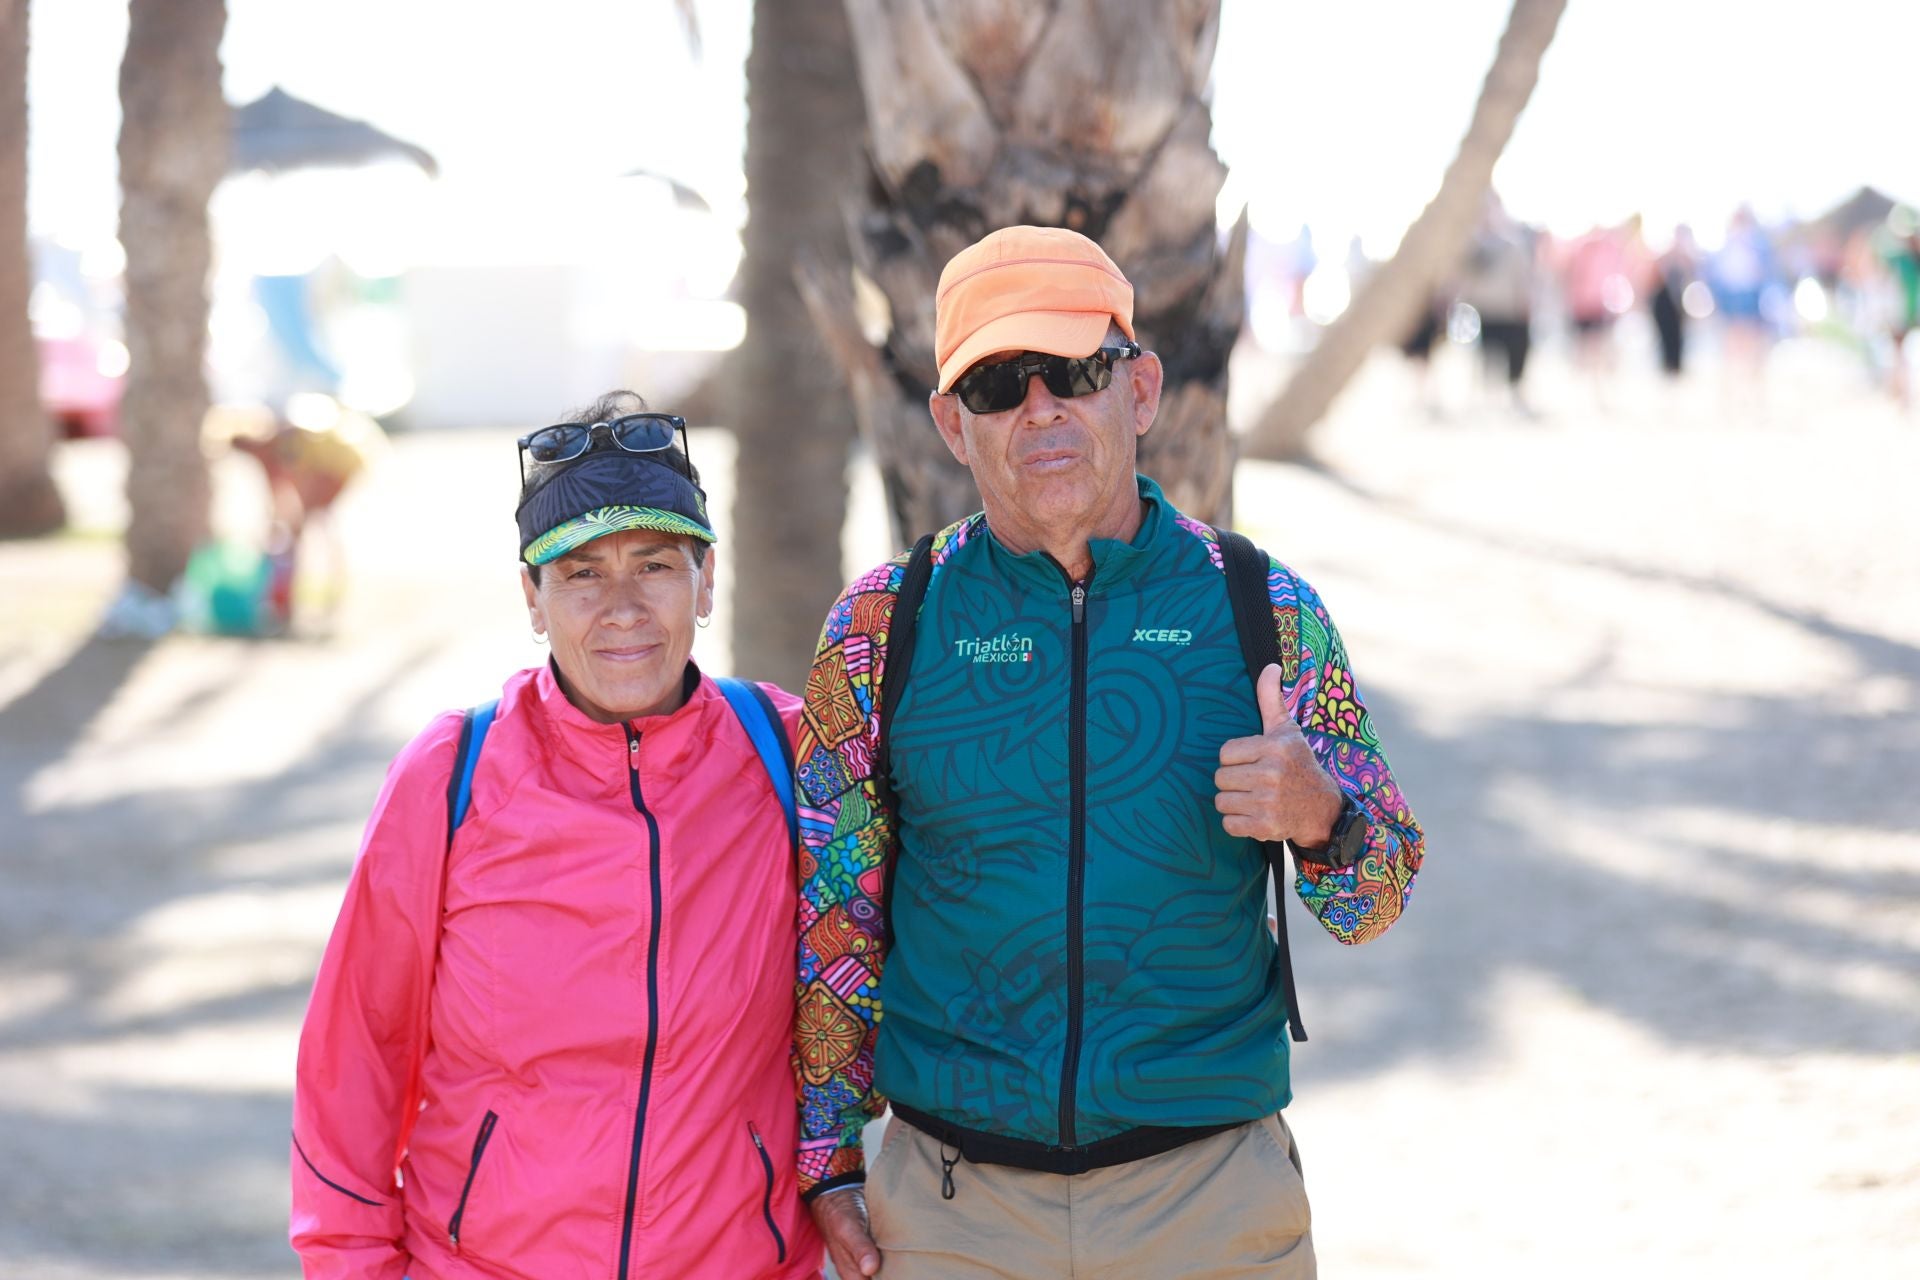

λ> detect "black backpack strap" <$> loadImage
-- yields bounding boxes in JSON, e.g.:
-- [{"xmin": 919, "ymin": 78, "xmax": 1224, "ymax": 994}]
[
  {"xmin": 875, "ymin": 534, "xmax": 936, "ymax": 809},
  {"xmin": 1218, "ymin": 530, "xmax": 1308, "ymax": 1044},
  {"xmin": 874, "ymin": 534, "xmax": 936, "ymax": 947}
]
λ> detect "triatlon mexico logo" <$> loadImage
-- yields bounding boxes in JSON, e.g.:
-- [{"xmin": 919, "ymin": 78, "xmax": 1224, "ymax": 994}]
[{"xmin": 953, "ymin": 631, "xmax": 1034, "ymax": 663}]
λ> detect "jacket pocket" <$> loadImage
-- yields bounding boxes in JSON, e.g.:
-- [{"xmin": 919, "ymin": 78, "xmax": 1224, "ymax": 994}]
[
  {"xmin": 447, "ymin": 1109, "xmax": 499, "ymax": 1248},
  {"xmin": 747, "ymin": 1121, "xmax": 788, "ymax": 1264}
]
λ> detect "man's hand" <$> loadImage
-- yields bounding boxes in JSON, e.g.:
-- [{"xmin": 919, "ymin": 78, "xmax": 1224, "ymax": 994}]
[
  {"xmin": 811, "ymin": 1186, "xmax": 881, "ymax": 1277},
  {"xmin": 1215, "ymin": 663, "xmax": 1344, "ymax": 845}
]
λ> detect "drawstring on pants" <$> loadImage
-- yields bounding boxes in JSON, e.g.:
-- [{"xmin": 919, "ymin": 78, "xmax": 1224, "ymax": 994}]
[{"xmin": 939, "ymin": 1142, "xmax": 959, "ymax": 1200}]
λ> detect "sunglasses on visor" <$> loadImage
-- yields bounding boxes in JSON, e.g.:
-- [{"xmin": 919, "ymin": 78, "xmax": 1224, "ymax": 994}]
[
  {"xmin": 516, "ymin": 412, "xmax": 691, "ymax": 486},
  {"xmin": 950, "ymin": 341, "xmax": 1142, "ymax": 415}
]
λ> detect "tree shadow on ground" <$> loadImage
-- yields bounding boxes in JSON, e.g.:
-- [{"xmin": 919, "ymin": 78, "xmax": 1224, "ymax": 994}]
[
  {"xmin": 0, "ymin": 634, "xmax": 156, "ymax": 770},
  {"xmin": 0, "ymin": 634, "xmax": 462, "ymax": 1274},
  {"xmin": 1283, "ymin": 467, "xmax": 1920, "ymax": 1084},
  {"xmin": 1300, "ymin": 459, "xmax": 1920, "ymax": 684},
  {"xmin": 2, "ymin": 1083, "xmax": 296, "ymax": 1276},
  {"xmin": 1293, "ymin": 683, "xmax": 1918, "ymax": 1076},
  {"xmin": 1, "ymin": 634, "xmax": 448, "ymax": 1021}
]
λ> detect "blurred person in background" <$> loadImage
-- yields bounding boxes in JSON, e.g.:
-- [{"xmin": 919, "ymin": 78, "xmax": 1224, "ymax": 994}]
[
  {"xmin": 1646, "ymin": 223, "xmax": 1699, "ymax": 379},
  {"xmin": 1277, "ymin": 223, "xmax": 1317, "ymax": 322},
  {"xmin": 1874, "ymin": 204, "xmax": 1920, "ymax": 408},
  {"xmin": 1705, "ymin": 205, "xmax": 1780, "ymax": 415},
  {"xmin": 290, "ymin": 391, "xmax": 822, "ymax": 1280},
  {"xmin": 1399, "ymin": 288, "xmax": 1450, "ymax": 418},
  {"xmin": 227, "ymin": 395, "xmax": 384, "ymax": 632},
  {"xmin": 1458, "ymin": 192, "xmax": 1538, "ymax": 416},
  {"xmin": 1556, "ymin": 219, "xmax": 1640, "ymax": 412}
]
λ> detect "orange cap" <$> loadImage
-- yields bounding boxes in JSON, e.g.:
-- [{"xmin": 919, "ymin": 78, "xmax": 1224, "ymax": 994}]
[{"xmin": 933, "ymin": 225, "xmax": 1135, "ymax": 393}]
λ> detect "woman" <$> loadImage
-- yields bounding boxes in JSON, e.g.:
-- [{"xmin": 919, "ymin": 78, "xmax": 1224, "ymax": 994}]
[{"xmin": 291, "ymin": 392, "xmax": 822, "ymax": 1279}]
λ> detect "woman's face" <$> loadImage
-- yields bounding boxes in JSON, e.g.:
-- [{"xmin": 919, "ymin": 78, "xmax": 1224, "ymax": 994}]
[{"xmin": 522, "ymin": 529, "xmax": 715, "ymax": 724}]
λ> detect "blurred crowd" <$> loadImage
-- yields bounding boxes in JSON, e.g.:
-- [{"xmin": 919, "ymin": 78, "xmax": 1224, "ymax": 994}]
[{"xmin": 1252, "ymin": 187, "xmax": 1920, "ymax": 418}]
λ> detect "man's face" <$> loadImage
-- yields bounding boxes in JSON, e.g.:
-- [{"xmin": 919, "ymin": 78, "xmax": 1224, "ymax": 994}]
[{"xmin": 929, "ymin": 345, "xmax": 1162, "ymax": 557}]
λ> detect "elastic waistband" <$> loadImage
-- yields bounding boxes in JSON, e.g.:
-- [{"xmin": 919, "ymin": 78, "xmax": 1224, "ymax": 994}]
[{"xmin": 889, "ymin": 1103, "xmax": 1238, "ymax": 1175}]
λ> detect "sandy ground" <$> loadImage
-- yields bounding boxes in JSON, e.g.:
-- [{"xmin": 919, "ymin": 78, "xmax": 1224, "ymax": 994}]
[{"xmin": 2, "ymin": 339, "xmax": 1916, "ymax": 1278}]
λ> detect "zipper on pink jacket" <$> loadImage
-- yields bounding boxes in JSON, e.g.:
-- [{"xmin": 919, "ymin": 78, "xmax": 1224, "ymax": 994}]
[
  {"xmin": 616, "ymin": 725, "xmax": 663, "ymax": 1280},
  {"xmin": 447, "ymin": 1109, "xmax": 498, "ymax": 1247},
  {"xmin": 748, "ymin": 1121, "xmax": 788, "ymax": 1264}
]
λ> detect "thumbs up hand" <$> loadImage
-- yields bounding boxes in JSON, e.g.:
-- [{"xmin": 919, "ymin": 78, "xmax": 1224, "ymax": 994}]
[{"xmin": 1215, "ymin": 663, "xmax": 1346, "ymax": 845}]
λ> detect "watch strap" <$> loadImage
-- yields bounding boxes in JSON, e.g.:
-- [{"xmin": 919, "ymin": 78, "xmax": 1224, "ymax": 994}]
[{"xmin": 1294, "ymin": 795, "xmax": 1366, "ymax": 869}]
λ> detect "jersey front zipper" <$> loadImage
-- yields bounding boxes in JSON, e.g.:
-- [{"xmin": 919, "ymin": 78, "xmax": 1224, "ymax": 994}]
[
  {"xmin": 616, "ymin": 725, "xmax": 664, "ymax": 1280},
  {"xmin": 1058, "ymin": 573, "xmax": 1091, "ymax": 1148}
]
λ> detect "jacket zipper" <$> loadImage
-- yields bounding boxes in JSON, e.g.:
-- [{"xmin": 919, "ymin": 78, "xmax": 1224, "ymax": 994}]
[
  {"xmin": 616, "ymin": 726, "xmax": 664, "ymax": 1280},
  {"xmin": 1058, "ymin": 573, "xmax": 1091, "ymax": 1148},
  {"xmin": 447, "ymin": 1109, "xmax": 498, "ymax": 1247},
  {"xmin": 748, "ymin": 1121, "xmax": 789, "ymax": 1263}
]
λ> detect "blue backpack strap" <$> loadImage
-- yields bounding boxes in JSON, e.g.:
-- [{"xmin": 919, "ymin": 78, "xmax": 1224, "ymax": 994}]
[
  {"xmin": 715, "ymin": 676, "xmax": 799, "ymax": 855},
  {"xmin": 445, "ymin": 698, "xmax": 499, "ymax": 850}
]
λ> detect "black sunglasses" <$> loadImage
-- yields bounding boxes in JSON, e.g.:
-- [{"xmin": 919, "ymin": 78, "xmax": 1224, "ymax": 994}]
[
  {"xmin": 950, "ymin": 342, "xmax": 1141, "ymax": 415},
  {"xmin": 516, "ymin": 412, "xmax": 690, "ymax": 486}
]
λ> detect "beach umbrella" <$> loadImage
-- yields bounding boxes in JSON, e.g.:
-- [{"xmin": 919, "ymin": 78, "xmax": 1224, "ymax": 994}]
[{"xmin": 229, "ymin": 86, "xmax": 438, "ymax": 177}]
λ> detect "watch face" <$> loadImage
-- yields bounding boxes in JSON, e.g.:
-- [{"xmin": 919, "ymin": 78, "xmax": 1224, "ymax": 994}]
[{"xmin": 1334, "ymin": 804, "xmax": 1369, "ymax": 864}]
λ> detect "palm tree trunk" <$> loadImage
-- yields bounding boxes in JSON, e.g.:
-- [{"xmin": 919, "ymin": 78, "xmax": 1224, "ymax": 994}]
[
  {"xmin": 117, "ymin": 0, "xmax": 226, "ymax": 592},
  {"xmin": 803, "ymin": 0, "xmax": 1242, "ymax": 541},
  {"xmin": 729, "ymin": 0, "xmax": 867, "ymax": 689},
  {"xmin": 1243, "ymin": 0, "xmax": 1566, "ymax": 460},
  {"xmin": 0, "ymin": 0, "xmax": 65, "ymax": 538}
]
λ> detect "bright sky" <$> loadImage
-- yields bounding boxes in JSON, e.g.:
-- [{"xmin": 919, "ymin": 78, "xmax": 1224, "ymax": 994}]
[
  {"xmin": 1212, "ymin": 0, "xmax": 1920, "ymax": 253},
  {"xmin": 28, "ymin": 0, "xmax": 755, "ymax": 252},
  {"xmin": 27, "ymin": 0, "xmax": 1920, "ymax": 257}
]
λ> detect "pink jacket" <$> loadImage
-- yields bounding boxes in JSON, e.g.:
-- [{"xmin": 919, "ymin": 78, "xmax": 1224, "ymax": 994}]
[{"xmin": 291, "ymin": 664, "xmax": 823, "ymax": 1280}]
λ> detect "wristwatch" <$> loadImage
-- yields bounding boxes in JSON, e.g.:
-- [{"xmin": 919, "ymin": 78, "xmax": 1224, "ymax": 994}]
[{"xmin": 1293, "ymin": 795, "xmax": 1369, "ymax": 869}]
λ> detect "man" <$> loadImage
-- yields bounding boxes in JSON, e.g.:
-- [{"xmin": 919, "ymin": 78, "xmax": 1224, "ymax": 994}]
[{"xmin": 792, "ymin": 226, "xmax": 1425, "ymax": 1277}]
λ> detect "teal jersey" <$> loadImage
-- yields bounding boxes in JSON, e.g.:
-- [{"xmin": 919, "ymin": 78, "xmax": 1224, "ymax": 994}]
[{"xmin": 881, "ymin": 483, "xmax": 1283, "ymax": 1146}]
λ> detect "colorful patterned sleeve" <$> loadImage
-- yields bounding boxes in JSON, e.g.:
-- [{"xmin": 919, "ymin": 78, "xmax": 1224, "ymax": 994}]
[
  {"xmin": 1269, "ymin": 559, "xmax": 1426, "ymax": 944},
  {"xmin": 791, "ymin": 553, "xmax": 911, "ymax": 1199}
]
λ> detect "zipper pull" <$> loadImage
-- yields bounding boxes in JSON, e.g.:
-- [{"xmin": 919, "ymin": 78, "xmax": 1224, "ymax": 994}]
[
  {"xmin": 749, "ymin": 1121, "xmax": 766, "ymax": 1150},
  {"xmin": 1071, "ymin": 583, "xmax": 1086, "ymax": 624},
  {"xmin": 626, "ymin": 726, "xmax": 640, "ymax": 771}
]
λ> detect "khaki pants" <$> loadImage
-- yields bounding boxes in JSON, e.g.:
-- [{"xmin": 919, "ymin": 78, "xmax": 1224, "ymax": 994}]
[{"xmin": 867, "ymin": 1113, "xmax": 1315, "ymax": 1279}]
